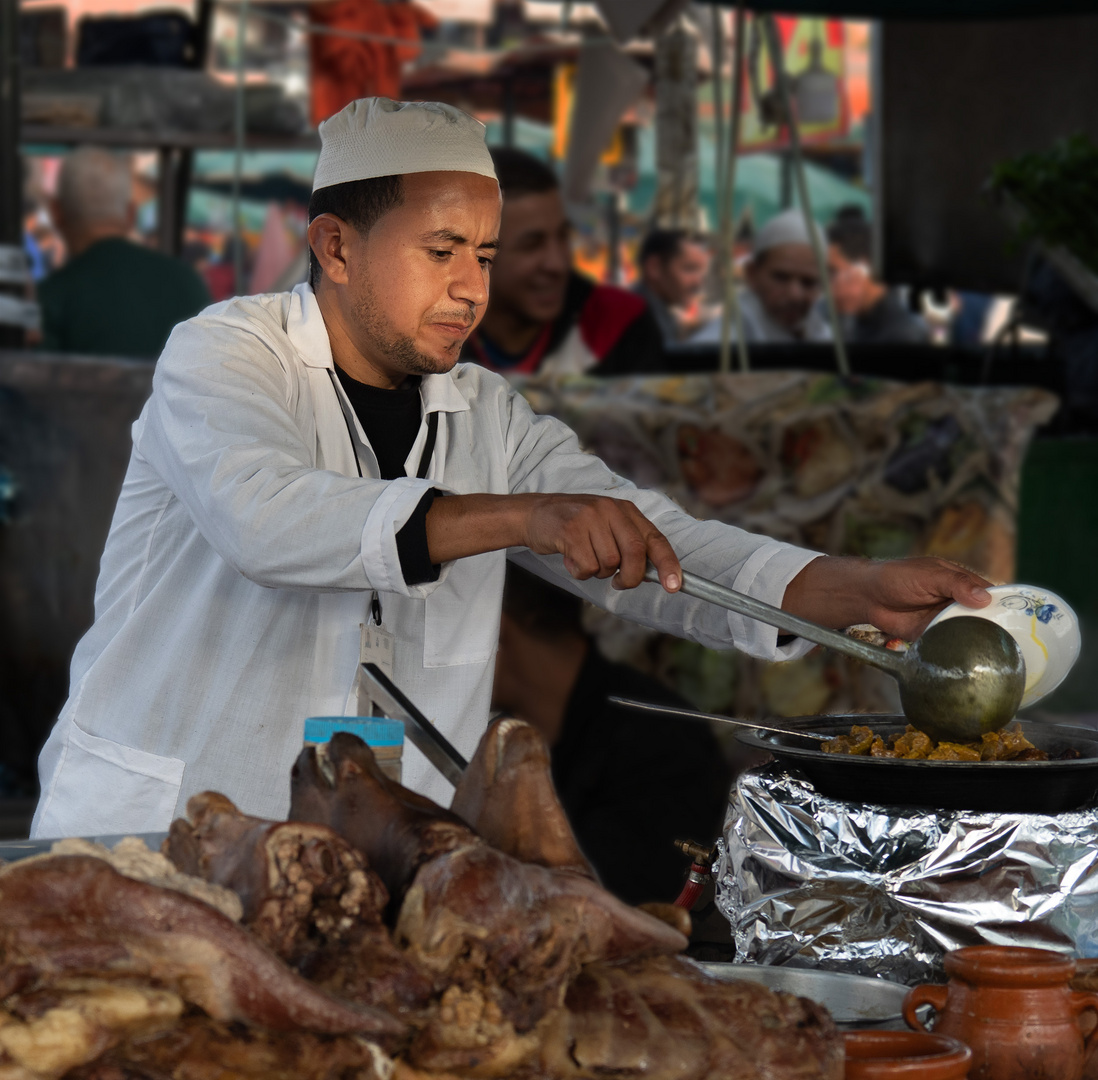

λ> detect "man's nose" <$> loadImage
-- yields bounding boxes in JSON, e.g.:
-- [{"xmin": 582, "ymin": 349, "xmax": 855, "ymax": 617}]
[
  {"xmin": 452, "ymin": 257, "xmax": 489, "ymax": 307},
  {"xmin": 541, "ymin": 237, "xmax": 571, "ymax": 275}
]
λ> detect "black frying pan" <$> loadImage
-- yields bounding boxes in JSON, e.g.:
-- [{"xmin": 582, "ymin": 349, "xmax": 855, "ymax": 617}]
[
  {"xmin": 611, "ymin": 700, "xmax": 1098, "ymax": 814},
  {"xmin": 734, "ymin": 716, "xmax": 1098, "ymax": 813}
]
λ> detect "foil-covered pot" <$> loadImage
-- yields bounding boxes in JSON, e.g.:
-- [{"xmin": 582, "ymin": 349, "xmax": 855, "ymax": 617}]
[{"xmin": 715, "ymin": 764, "xmax": 1098, "ymax": 985}]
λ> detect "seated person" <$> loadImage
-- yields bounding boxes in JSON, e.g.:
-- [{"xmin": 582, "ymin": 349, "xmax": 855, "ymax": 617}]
[
  {"xmin": 692, "ymin": 208, "xmax": 831, "ymax": 345},
  {"xmin": 491, "ymin": 563, "xmax": 736, "ymax": 906},
  {"xmin": 461, "ymin": 147, "xmax": 665, "ymax": 376},
  {"xmin": 826, "ymin": 207, "xmax": 930, "ymax": 345},
  {"xmin": 37, "ymin": 147, "xmax": 210, "ymax": 360},
  {"xmin": 633, "ymin": 228, "xmax": 713, "ymax": 346}
]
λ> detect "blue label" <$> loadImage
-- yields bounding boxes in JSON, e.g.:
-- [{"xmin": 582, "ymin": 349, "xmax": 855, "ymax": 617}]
[{"xmin": 303, "ymin": 717, "xmax": 404, "ymax": 748}]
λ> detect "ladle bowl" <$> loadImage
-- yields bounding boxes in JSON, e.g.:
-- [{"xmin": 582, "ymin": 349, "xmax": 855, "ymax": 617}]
[
  {"xmin": 898, "ymin": 616, "xmax": 1025, "ymax": 742},
  {"xmin": 645, "ymin": 567, "xmax": 1026, "ymax": 743}
]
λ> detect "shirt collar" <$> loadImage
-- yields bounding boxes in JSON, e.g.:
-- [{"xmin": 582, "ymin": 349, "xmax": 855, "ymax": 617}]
[{"xmin": 288, "ymin": 283, "xmax": 470, "ymax": 415}]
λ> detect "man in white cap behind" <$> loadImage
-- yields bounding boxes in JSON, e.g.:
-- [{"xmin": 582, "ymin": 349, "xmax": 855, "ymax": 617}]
[
  {"xmin": 31, "ymin": 98, "xmax": 992, "ymax": 838},
  {"xmin": 692, "ymin": 208, "xmax": 832, "ymax": 344}
]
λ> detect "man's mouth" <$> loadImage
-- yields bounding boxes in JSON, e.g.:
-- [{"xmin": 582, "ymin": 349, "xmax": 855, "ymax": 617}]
[{"xmin": 432, "ymin": 321, "xmax": 474, "ymax": 337}]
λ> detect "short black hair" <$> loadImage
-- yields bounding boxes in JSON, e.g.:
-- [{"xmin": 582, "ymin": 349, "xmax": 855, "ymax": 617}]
[
  {"xmin": 502, "ymin": 562, "xmax": 584, "ymax": 641},
  {"xmin": 488, "ymin": 146, "xmax": 559, "ymax": 201},
  {"xmin": 639, "ymin": 228, "xmax": 697, "ymax": 265},
  {"xmin": 827, "ymin": 205, "xmax": 872, "ymax": 263},
  {"xmin": 307, "ymin": 174, "xmax": 405, "ymax": 288}
]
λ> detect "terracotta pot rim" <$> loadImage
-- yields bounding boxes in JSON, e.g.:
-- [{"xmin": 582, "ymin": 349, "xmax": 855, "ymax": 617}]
[
  {"xmin": 945, "ymin": 944, "xmax": 1075, "ymax": 986},
  {"xmin": 843, "ymin": 1030, "xmax": 973, "ymax": 1077}
]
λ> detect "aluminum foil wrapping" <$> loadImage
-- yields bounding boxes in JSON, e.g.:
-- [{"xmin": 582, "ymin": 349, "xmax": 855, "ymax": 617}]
[{"xmin": 715, "ymin": 764, "xmax": 1098, "ymax": 985}]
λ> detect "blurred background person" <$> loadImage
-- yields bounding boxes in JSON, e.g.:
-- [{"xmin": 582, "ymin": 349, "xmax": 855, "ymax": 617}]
[
  {"xmin": 462, "ymin": 147, "xmax": 665, "ymax": 376},
  {"xmin": 491, "ymin": 563, "xmax": 736, "ymax": 906},
  {"xmin": 37, "ymin": 147, "xmax": 210, "ymax": 359},
  {"xmin": 634, "ymin": 228, "xmax": 713, "ymax": 347},
  {"xmin": 691, "ymin": 208, "xmax": 831, "ymax": 344},
  {"xmin": 826, "ymin": 206, "xmax": 930, "ymax": 345}
]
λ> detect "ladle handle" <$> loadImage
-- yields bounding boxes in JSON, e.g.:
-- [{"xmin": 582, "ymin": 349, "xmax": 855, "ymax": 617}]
[{"xmin": 647, "ymin": 566, "xmax": 905, "ymax": 676}]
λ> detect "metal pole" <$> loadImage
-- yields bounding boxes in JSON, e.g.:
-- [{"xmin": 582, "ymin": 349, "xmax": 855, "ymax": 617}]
[
  {"xmin": 711, "ymin": 7, "xmax": 724, "ymax": 219},
  {"xmin": 0, "ymin": 0, "xmax": 25, "ymax": 348},
  {"xmin": 717, "ymin": 5, "xmax": 749, "ymax": 374},
  {"xmin": 502, "ymin": 78, "xmax": 515, "ymax": 147},
  {"xmin": 232, "ymin": 0, "xmax": 250, "ymax": 296},
  {"xmin": 762, "ymin": 14, "xmax": 849, "ymax": 377},
  {"xmin": 606, "ymin": 191, "xmax": 620, "ymax": 284}
]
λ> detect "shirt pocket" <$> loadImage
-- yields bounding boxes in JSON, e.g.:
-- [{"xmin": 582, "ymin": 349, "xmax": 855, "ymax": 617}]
[
  {"xmin": 423, "ymin": 550, "xmax": 504, "ymax": 668},
  {"xmin": 35, "ymin": 717, "xmax": 186, "ymax": 838}
]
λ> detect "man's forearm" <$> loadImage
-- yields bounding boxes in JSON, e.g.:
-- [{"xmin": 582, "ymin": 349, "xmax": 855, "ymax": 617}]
[
  {"xmin": 780, "ymin": 555, "xmax": 873, "ymax": 629},
  {"xmin": 424, "ymin": 493, "xmax": 533, "ymax": 564},
  {"xmin": 423, "ymin": 491, "xmax": 683, "ymax": 591}
]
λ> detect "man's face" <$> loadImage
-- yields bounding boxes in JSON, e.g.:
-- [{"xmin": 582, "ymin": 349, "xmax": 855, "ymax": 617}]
[
  {"xmin": 647, "ymin": 240, "xmax": 711, "ymax": 307},
  {"xmin": 744, "ymin": 243, "xmax": 821, "ymax": 332},
  {"xmin": 336, "ymin": 171, "xmax": 501, "ymax": 387},
  {"xmin": 826, "ymin": 245, "xmax": 871, "ymax": 316},
  {"xmin": 487, "ymin": 189, "xmax": 571, "ymax": 326}
]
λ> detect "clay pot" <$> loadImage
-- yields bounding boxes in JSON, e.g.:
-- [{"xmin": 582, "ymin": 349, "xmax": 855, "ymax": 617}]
[
  {"xmin": 1071, "ymin": 958, "xmax": 1098, "ymax": 1080},
  {"xmin": 843, "ymin": 1030, "xmax": 972, "ymax": 1079},
  {"xmin": 904, "ymin": 945, "xmax": 1098, "ymax": 1080}
]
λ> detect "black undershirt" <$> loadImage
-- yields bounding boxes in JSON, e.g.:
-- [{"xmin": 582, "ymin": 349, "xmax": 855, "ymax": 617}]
[{"xmin": 335, "ymin": 366, "xmax": 440, "ymax": 585}]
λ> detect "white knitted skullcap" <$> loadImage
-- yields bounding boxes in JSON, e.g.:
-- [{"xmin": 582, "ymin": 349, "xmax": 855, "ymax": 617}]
[
  {"xmin": 312, "ymin": 97, "xmax": 497, "ymax": 192},
  {"xmin": 753, "ymin": 208, "xmax": 826, "ymax": 257}
]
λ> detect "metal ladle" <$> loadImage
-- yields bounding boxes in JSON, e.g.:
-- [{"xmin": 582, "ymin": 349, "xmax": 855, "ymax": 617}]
[{"xmin": 646, "ymin": 567, "xmax": 1026, "ymax": 743}]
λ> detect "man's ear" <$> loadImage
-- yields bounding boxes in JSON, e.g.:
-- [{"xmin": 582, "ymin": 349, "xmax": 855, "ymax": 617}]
[
  {"xmin": 307, "ymin": 213, "xmax": 352, "ymax": 286},
  {"xmin": 642, "ymin": 253, "xmax": 663, "ymax": 282}
]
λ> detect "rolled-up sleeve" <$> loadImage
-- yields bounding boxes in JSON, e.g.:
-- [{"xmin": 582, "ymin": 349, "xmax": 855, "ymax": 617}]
[{"xmin": 136, "ymin": 313, "xmax": 452, "ymax": 597}]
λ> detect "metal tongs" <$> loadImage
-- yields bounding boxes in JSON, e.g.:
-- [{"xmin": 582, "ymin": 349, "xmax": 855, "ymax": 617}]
[{"xmin": 360, "ymin": 662, "xmax": 467, "ymax": 785}]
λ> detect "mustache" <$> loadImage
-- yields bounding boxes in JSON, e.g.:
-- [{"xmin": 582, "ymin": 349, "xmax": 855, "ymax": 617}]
[{"xmin": 431, "ymin": 308, "xmax": 476, "ymax": 328}]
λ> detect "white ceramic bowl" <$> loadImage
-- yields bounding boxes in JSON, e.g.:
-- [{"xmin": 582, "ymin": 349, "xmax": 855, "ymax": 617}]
[{"xmin": 927, "ymin": 585, "xmax": 1081, "ymax": 709}]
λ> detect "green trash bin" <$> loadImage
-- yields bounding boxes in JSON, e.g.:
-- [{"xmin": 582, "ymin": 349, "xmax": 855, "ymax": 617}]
[{"xmin": 1016, "ymin": 437, "xmax": 1098, "ymax": 714}]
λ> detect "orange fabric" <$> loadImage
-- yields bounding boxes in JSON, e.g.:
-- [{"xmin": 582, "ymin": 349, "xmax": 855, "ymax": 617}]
[{"xmin": 308, "ymin": 1, "xmax": 438, "ymax": 127}]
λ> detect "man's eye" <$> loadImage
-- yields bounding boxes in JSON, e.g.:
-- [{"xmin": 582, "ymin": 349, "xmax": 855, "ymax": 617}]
[
  {"xmin": 429, "ymin": 250, "xmax": 452, "ymax": 260},
  {"xmin": 478, "ymin": 255, "xmax": 494, "ymax": 268}
]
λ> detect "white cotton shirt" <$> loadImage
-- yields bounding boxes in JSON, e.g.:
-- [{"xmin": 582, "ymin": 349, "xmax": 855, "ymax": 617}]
[{"xmin": 32, "ymin": 283, "xmax": 821, "ymax": 839}]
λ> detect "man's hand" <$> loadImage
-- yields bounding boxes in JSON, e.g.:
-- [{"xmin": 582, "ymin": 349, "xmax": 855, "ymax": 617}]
[
  {"xmin": 783, "ymin": 555, "xmax": 993, "ymax": 641},
  {"xmin": 425, "ymin": 493, "xmax": 682, "ymax": 592}
]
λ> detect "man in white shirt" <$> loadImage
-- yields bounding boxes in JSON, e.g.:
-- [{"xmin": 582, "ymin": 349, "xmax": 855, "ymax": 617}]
[
  {"xmin": 692, "ymin": 208, "xmax": 832, "ymax": 345},
  {"xmin": 32, "ymin": 99, "xmax": 992, "ymax": 838}
]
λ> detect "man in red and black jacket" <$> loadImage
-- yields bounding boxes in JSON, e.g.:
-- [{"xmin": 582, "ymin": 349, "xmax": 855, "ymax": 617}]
[{"xmin": 461, "ymin": 147, "xmax": 666, "ymax": 377}]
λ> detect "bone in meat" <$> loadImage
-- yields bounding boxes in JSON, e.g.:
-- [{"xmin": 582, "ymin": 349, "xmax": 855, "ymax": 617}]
[
  {"xmin": 165, "ymin": 792, "xmax": 390, "ymax": 953},
  {"xmin": 165, "ymin": 792, "xmax": 433, "ymax": 1015},
  {"xmin": 450, "ymin": 718, "xmax": 596, "ymax": 879},
  {"xmin": 289, "ymin": 737, "xmax": 686, "ymax": 1032},
  {"xmin": 291, "ymin": 736, "xmax": 475, "ymax": 909},
  {"xmin": 0, "ymin": 855, "xmax": 404, "ymax": 1041}
]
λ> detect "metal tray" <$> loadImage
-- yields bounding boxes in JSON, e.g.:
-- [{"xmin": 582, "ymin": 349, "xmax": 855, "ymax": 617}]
[
  {"xmin": 699, "ymin": 963, "xmax": 914, "ymax": 1029},
  {"xmin": 735, "ymin": 716, "xmax": 1098, "ymax": 813},
  {"xmin": 0, "ymin": 832, "xmax": 169, "ymax": 862}
]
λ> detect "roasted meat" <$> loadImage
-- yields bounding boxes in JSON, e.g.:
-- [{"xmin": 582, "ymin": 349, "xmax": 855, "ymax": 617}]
[
  {"xmin": 543, "ymin": 955, "xmax": 843, "ymax": 1080},
  {"xmin": 0, "ymin": 721, "xmax": 843, "ymax": 1080},
  {"xmin": 164, "ymin": 792, "xmax": 434, "ymax": 1018},
  {"xmin": 451, "ymin": 717, "xmax": 596, "ymax": 879},
  {"xmin": 0, "ymin": 854, "xmax": 403, "ymax": 1041},
  {"xmin": 290, "ymin": 731, "xmax": 689, "ymax": 1074},
  {"xmin": 64, "ymin": 1011, "xmax": 393, "ymax": 1080}
]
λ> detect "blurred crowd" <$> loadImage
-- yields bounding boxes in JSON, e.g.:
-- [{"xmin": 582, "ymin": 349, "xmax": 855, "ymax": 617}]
[{"xmin": 19, "ymin": 143, "xmax": 1022, "ymax": 370}]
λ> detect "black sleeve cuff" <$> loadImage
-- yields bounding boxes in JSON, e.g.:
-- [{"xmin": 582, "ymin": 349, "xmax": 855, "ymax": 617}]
[
  {"xmin": 777, "ymin": 634, "xmax": 796, "ymax": 647},
  {"xmin": 396, "ymin": 488, "xmax": 443, "ymax": 586}
]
